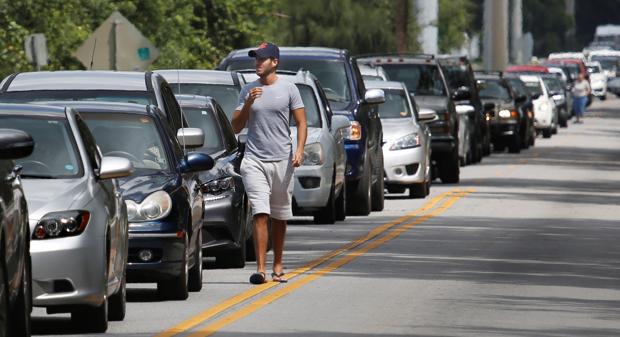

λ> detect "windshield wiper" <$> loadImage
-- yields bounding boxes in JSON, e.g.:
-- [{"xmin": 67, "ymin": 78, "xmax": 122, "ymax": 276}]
[{"xmin": 20, "ymin": 174, "xmax": 56, "ymax": 179}]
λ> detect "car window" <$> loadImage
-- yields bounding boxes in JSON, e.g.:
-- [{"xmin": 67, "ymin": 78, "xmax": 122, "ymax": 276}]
[
  {"xmin": 170, "ymin": 83, "xmax": 240, "ymax": 121},
  {"xmin": 0, "ymin": 90, "xmax": 154, "ymax": 105},
  {"xmin": 290, "ymin": 84, "xmax": 321, "ymax": 128},
  {"xmin": 314, "ymin": 79, "xmax": 333, "ymax": 129},
  {"xmin": 381, "ymin": 64, "xmax": 447, "ymax": 96},
  {"xmin": 0, "ymin": 116, "xmax": 83, "ymax": 178},
  {"xmin": 215, "ymin": 103, "xmax": 238, "ymax": 152},
  {"xmin": 377, "ymin": 89, "xmax": 412, "ymax": 119},
  {"xmin": 181, "ymin": 106, "xmax": 225, "ymax": 155},
  {"xmin": 74, "ymin": 113, "xmax": 101, "ymax": 171},
  {"xmin": 160, "ymin": 83, "xmax": 185, "ymax": 130},
  {"xmin": 522, "ymin": 80, "xmax": 544, "ymax": 96},
  {"xmin": 441, "ymin": 64, "xmax": 471, "ymax": 91},
  {"xmin": 477, "ymin": 79, "xmax": 511, "ymax": 100},
  {"xmin": 506, "ymin": 79, "xmax": 528, "ymax": 97},
  {"xmin": 81, "ymin": 112, "xmax": 171, "ymax": 172}
]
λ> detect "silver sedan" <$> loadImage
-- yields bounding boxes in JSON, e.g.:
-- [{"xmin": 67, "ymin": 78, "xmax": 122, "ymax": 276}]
[
  {"xmin": 364, "ymin": 81, "xmax": 435, "ymax": 198},
  {"xmin": 0, "ymin": 104, "xmax": 132, "ymax": 333}
]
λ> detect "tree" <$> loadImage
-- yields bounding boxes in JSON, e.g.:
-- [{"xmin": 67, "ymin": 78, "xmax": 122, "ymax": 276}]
[{"xmin": 438, "ymin": 0, "xmax": 475, "ymax": 53}]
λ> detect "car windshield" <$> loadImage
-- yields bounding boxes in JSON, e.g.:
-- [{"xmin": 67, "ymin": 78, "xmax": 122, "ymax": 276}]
[
  {"xmin": 505, "ymin": 78, "xmax": 529, "ymax": 97},
  {"xmin": 587, "ymin": 66, "xmax": 601, "ymax": 74},
  {"xmin": 290, "ymin": 84, "xmax": 321, "ymax": 128},
  {"xmin": 81, "ymin": 112, "xmax": 170, "ymax": 171},
  {"xmin": 381, "ymin": 64, "xmax": 447, "ymax": 96},
  {"xmin": 226, "ymin": 58, "xmax": 352, "ymax": 109},
  {"xmin": 522, "ymin": 80, "xmax": 544, "ymax": 96},
  {"xmin": 171, "ymin": 83, "xmax": 239, "ymax": 120},
  {"xmin": 543, "ymin": 78, "xmax": 563, "ymax": 93},
  {"xmin": 377, "ymin": 89, "xmax": 412, "ymax": 119},
  {"xmin": 590, "ymin": 56, "xmax": 619, "ymax": 71},
  {"xmin": 0, "ymin": 90, "xmax": 153, "ymax": 105},
  {"xmin": 441, "ymin": 64, "xmax": 470, "ymax": 91},
  {"xmin": 0, "ymin": 116, "xmax": 82, "ymax": 178},
  {"xmin": 181, "ymin": 107, "xmax": 224, "ymax": 155},
  {"xmin": 477, "ymin": 79, "xmax": 511, "ymax": 100}
]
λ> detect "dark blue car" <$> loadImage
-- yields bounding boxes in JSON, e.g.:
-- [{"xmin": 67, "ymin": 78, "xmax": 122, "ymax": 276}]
[
  {"xmin": 219, "ymin": 47, "xmax": 385, "ymax": 215},
  {"xmin": 40, "ymin": 101, "xmax": 214, "ymax": 300}
]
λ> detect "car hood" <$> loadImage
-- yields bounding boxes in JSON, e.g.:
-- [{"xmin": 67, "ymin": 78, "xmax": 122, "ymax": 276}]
[
  {"xmin": 381, "ymin": 119, "xmax": 420, "ymax": 142},
  {"xmin": 414, "ymin": 95, "xmax": 449, "ymax": 111},
  {"xmin": 590, "ymin": 73, "xmax": 606, "ymax": 82},
  {"xmin": 198, "ymin": 151, "xmax": 239, "ymax": 182},
  {"xmin": 291, "ymin": 127, "xmax": 322, "ymax": 147},
  {"xmin": 22, "ymin": 178, "xmax": 89, "ymax": 220},
  {"xmin": 117, "ymin": 171, "xmax": 178, "ymax": 203}
]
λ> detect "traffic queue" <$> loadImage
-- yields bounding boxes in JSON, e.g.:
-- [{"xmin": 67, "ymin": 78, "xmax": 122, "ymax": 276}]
[{"xmin": 0, "ymin": 45, "xmax": 593, "ymax": 334}]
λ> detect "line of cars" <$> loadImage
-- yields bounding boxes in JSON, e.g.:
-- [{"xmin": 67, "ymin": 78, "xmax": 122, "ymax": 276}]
[{"xmin": 0, "ymin": 47, "xmax": 573, "ymax": 335}]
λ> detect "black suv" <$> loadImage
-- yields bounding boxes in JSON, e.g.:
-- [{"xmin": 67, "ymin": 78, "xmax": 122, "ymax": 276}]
[
  {"xmin": 357, "ymin": 54, "xmax": 460, "ymax": 183},
  {"xmin": 475, "ymin": 71, "xmax": 527, "ymax": 153},
  {"xmin": 504, "ymin": 75, "xmax": 536, "ymax": 149},
  {"xmin": 219, "ymin": 47, "xmax": 385, "ymax": 215},
  {"xmin": 438, "ymin": 55, "xmax": 490, "ymax": 161},
  {"xmin": 0, "ymin": 128, "xmax": 33, "ymax": 336}
]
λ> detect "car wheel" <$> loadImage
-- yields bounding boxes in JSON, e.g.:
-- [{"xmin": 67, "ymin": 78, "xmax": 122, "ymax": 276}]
[
  {"xmin": 439, "ymin": 149, "xmax": 460, "ymax": 184},
  {"xmin": 409, "ymin": 183, "xmax": 427, "ymax": 199},
  {"xmin": 218, "ymin": 235, "xmax": 246, "ymax": 268},
  {"xmin": 371, "ymin": 168, "xmax": 384, "ymax": 212},
  {"xmin": 600, "ymin": 95, "xmax": 607, "ymax": 101},
  {"xmin": 347, "ymin": 161, "xmax": 371, "ymax": 216},
  {"xmin": 314, "ymin": 176, "xmax": 336, "ymax": 224},
  {"xmin": 542, "ymin": 129, "xmax": 552, "ymax": 138},
  {"xmin": 335, "ymin": 180, "xmax": 346, "ymax": 221},
  {"xmin": 158, "ymin": 237, "xmax": 189, "ymax": 300},
  {"xmin": 108, "ymin": 273, "xmax": 126, "ymax": 321},
  {"xmin": 508, "ymin": 133, "xmax": 521, "ymax": 153},
  {"xmin": 72, "ymin": 299, "xmax": 108, "ymax": 333},
  {"xmin": 188, "ymin": 229, "xmax": 203, "ymax": 292}
]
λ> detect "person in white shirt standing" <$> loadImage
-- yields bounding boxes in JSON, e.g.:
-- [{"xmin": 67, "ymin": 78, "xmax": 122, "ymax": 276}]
[
  {"xmin": 571, "ymin": 73, "xmax": 591, "ymax": 124},
  {"xmin": 231, "ymin": 42, "xmax": 307, "ymax": 284}
]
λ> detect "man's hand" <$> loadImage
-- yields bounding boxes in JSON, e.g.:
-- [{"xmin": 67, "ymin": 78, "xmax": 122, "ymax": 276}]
[
  {"xmin": 292, "ymin": 150, "xmax": 303, "ymax": 167},
  {"xmin": 247, "ymin": 87, "xmax": 263, "ymax": 105}
]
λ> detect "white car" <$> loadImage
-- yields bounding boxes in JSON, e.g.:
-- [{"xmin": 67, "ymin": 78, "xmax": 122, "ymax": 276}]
[
  {"xmin": 244, "ymin": 71, "xmax": 350, "ymax": 224},
  {"xmin": 586, "ymin": 61, "xmax": 608, "ymax": 99},
  {"xmin": 519, "ymin": 75, "xmax": 557, "ymax": 138},
  {"xmin": 358, "ymin": 64, "xmax": 389, "ymax": 81},
  {"xmin": 364, "ymin": 81, "xmax": 435, "ymax": 198},
  {"xmin": 548, "ymin": 52, "xmax": 587, "ymax": 62},
  {"xmin": 588, "ymin": 50, "xmax": 620, "ymax": 79}
]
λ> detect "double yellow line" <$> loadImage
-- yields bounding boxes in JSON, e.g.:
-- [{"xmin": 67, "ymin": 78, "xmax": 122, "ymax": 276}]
[{"xmin": 156, "ymin": 188, "xmax": 472, "ymax": 337}]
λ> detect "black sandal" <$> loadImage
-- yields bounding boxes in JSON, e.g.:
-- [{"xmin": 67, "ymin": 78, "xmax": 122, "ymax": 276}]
[
  {"xmin": 271, "ymin": 272, "xmax": 288, "ymax": 283},
  {"xmin": 249, "ymin": 272, "xmax": 266, "ymax": 285}
]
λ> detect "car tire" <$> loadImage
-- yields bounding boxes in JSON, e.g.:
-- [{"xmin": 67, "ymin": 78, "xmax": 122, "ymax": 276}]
[
  {"xmin": 314, "ymin": 177, "xmax": 336, "ymax": 224},
  {"xmin": 73, "ymin": 300, "xmax": 108, "ymax": 333},
  {"xmin": 218, "ymin": 238, "xmax": 246, "ymax": 269},
  {"xmin": 158, "ymin": 239, "xmax": 189, "ymax": 300},
  {"xmin": 108, "ymin": 274, "xmax": 126, "ymax": 321},
  {"xmin": 600, "ymin": 95, "xmax": 607, "ymax": 101},
  {"xmin": 409, "ymin": 183, "xmax": 427, "ymax": 199},
  {"xmin": 347, "ymin": 161, "xmax": 371, "ymax": 216},
  {"xmin": 508, "ymin": 133, "xmax": 521, "ymax": 153},
  {"xmin": 542, "ymin": 129, "xmax": 552, "ymax": 138},
  {"xmin": 371, "ymin": 168, "xmax": 384, "ymax": 212},
  {"xmin": 335, "ymin": 181, "xmax": 346, "ymax": 221},
  {"xmin": 188, "ymin": 229, "xmax": 203, "ymax": 291},
  {"xmin": 439, "ymin": 149, "xmax": 460, "ymax": 184}
]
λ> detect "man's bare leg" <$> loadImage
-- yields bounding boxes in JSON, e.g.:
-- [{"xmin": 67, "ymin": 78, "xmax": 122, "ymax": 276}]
[
  {"xmin": 271, "ymin": 218, "xmax": 287, "ymax": 275},
  {"xmin": 253, "ymin": 213, "xmax": 270, "ymax": 275}
]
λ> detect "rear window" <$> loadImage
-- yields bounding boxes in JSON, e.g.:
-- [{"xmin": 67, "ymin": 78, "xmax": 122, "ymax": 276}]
[
  {"xmin": 290, "ymin": 84, "xmax": 321, "ymax": 128},
  {"xmin": 171, "ymin": 83, "xmax": 240, "ymax": 120},
  {"xmin": 477, "ymin": 79, "xmax": 511, "ymax": 100}
]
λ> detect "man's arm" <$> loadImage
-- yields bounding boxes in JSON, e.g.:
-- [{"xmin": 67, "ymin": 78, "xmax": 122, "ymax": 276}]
[
  {"xmin": 292, "ymin": 107, "xmax": 307, "ymax": 167},
  {"xmin": 231, "ymin": 87, "xmax": 261, "ymax": 133}
]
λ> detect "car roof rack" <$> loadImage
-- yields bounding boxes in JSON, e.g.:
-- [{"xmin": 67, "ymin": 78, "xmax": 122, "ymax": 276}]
[
  {"xmin": 474, "ymin": 70, "xmax": 503, "ymax": 77},
  {"xmin": 355, "ymin": 53, "xmax": 435, "ymax": 62}
]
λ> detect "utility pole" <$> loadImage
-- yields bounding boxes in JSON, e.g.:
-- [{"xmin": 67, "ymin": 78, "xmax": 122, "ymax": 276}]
[
  {"xmin": 416, "ymin": 0, "xmax": 438, "ymax": 55},
  {"xmin": 483, "ymin": 0, "xmax": 509, "ymax": 70},
  {"xmin": 511, "ymin": 0, "xmax": 523, "ymax": 64},
  {"xmin": 395, "ymin": 0, "xmax": 409, "ymax": 53},
  {"xmin": 565, "ymin": 0, "xmax": 576, "ymax": 49}
]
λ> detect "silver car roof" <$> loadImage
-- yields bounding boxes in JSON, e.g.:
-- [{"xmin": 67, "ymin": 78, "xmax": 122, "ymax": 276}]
[
  {"xmin": 228, "ymin": 47, "xmax": 345, "ymax": 58},
  {"xmin": 156, "ymin": 69, "xmax": 238, "ymax": 86},
  {"xmin": 0, "ymin": 103, "xmax": 67, "ymax": 117},
  {"xmin": 364, "ymin": 80, "xmax": 406, "ymax": 91},
  {"xmin": 4, "ymin": 71, "xmax": 148, "ymax": 92}
]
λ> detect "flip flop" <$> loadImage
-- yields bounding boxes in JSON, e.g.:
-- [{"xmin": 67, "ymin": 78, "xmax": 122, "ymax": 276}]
[
  {"xmin": 271, "ymin": 272, "xmax": 288, "ymax": 283},
  {"xmin": 249, "ymin": 272, "xmax": 266, "ymax": 285}
]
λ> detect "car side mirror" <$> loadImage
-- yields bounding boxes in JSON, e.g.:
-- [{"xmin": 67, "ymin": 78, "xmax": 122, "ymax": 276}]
[
  {"xmin": 330, "ymin": 115, "xmax": 351, "ymax": 132},
  {"xmin": 452, "ymin": 86, "xmax": 471, "ymax": 101},
  {"xmin": 418, "ymin": 108, "xmax": 438, "ymax": 123},
  {"xmin": 516, "ymin": 95, "xmax": 527, "ymax": 103},
  {"xmin": 0, "ymin": 129, "xmax": 34, "ymax": 159},
  {"xmin": 180, "ymin": 152, "xmax": 215, "ymax": 173},
  {"xmin": 177, "ymin": 128, "xmax": 204, "ymax": 149},
  {"xmin": 483, "ymin": 102, "xmax": 495, "ymax": 111},
  {"xmin": 364, "ymin": 88, "xmax": 386, "ymax": 104},
  {"xmin": 99, "ymin": 156, "xmax": 133, "ymax": 180}
]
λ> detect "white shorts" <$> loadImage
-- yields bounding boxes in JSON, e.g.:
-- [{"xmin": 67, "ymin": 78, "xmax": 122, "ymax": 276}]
[{"xmin": 240, "ymin": 155, "xmax": 294, "ymax": 220}]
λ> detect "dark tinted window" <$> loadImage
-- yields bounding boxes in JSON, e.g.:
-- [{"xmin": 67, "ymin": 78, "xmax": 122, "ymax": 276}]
[
  {"xmin": 522, "ymin": 80, "xmax": 544, "ymax": 96},
  {"xmin": 477, "ymin": 79, "xmax": 511, "ymax": 100},
  {"xmin": 0, "ymin": 90, "xmax": 153, "ymax": 104},
  {"xmin": 381, "ymin": 64, "xmax": 447, "ymax": 96},
  {"xmin": 215, "ymin": 104, "xmax": 237, "ymax": 152},
  {"xmin": 505, "ymin": 78, "xmax": 529, "ymax": 97},
  {"xmin": 182, "ymin": 106, "xmax": 225, "ymax": 155},
  {"xmin": 377, "ymin": 89, "xmax": 412, "ymax": 119},
  {"xmin": 0, "ymin": 116, "xmax": 83, "ymax": 178},
  {"xmin": 171, "ymin": 83, "xmax": 240, "ymax": 120},
  {"xmin": 291, "ymin": 84, "xmax": 321, "ymax": 128},
  {"xmin": 441, "ymin": 64, "xmax": 471, "ymax": 91}
]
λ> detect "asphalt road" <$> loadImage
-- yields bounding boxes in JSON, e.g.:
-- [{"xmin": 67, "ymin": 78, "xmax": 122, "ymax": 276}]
[{"xmin": 33, "ymin": 96, "xmax": 620, "ymax": 337}]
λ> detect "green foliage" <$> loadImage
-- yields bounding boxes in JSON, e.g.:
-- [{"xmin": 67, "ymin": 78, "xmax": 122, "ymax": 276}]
[
  {"xmin": 523, "ymin": 0, "xmax": 574, "ymax": 56},
  {"xmin": 438, "ymin": 0, "xmax": 474, "ymax": 53}
]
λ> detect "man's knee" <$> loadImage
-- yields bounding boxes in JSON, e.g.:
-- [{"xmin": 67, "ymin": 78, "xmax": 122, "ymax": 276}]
[{"xmin": 253, "ymin": 213, "xmax": 269, "ymax": 225}]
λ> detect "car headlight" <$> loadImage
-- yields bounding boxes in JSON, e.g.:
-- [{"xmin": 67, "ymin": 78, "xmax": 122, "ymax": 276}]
[
  {"xmin": 498, "ymin": 109, "xmax": 518, "ymax": 119},
  {"xmin": 390, "ymin": 133, "xmax": 421, "ymax": 150},
  {"xmin": 539, "ymin": 101, "xmax": 550, "ymax": 112},
  {"xmin": 32, "ymin": 210, "xmax": 90, "ymax": 240},
  {"xmin": 125, "ymin": 191, "xmax": 172, "ymax": 222},
  {"xmin": 201, "ymin": 176, "xmax": 235, "ymax": 194},
  {"xmin": 303, "ymin": 143, "xmax": 325, "ymax": 166},
  {"xmin": 346, "ymin": 121, "xmax": 362, "ymax": 141}
]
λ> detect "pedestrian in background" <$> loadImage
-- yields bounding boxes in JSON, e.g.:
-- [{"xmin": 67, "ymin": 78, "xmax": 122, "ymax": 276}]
[
  {"xmin": 572, "ymin": 73, "xmax": 591, "ymax": 123},
  {"xmin": 231, "ymin": 42, "xmax": 307, "ymax": 284}
]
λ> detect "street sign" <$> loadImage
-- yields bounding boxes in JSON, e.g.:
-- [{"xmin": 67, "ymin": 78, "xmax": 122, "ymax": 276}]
[
  {"xmin": 24, "ymin": 33, "xmax": 48, "ymax": 70},
  {"xmin": 74, "ymin": 11, "xmax": 159, "ymax": 71}
]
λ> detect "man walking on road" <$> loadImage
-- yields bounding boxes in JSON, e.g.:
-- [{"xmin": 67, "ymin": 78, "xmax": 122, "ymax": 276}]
[{"xmin": 231, "ymin": 42, "xmax": 307, "ymax": 284}]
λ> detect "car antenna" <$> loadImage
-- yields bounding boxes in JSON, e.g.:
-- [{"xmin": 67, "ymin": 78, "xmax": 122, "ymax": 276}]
[{"xmin": 89, "ymin": 38, "xmax": 97, "ymax": 70}]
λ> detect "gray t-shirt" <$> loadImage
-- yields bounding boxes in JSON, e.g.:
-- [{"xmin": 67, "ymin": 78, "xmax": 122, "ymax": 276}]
[{"xmin": 236, "ymin": 78, "xmax": 304, "ymax": 161}]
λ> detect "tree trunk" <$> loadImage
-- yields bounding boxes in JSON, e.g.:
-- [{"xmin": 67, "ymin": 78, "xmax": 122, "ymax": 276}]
[{"xmin": 395, "ymin": 0, "xmax": 409, "ymax": 53}]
